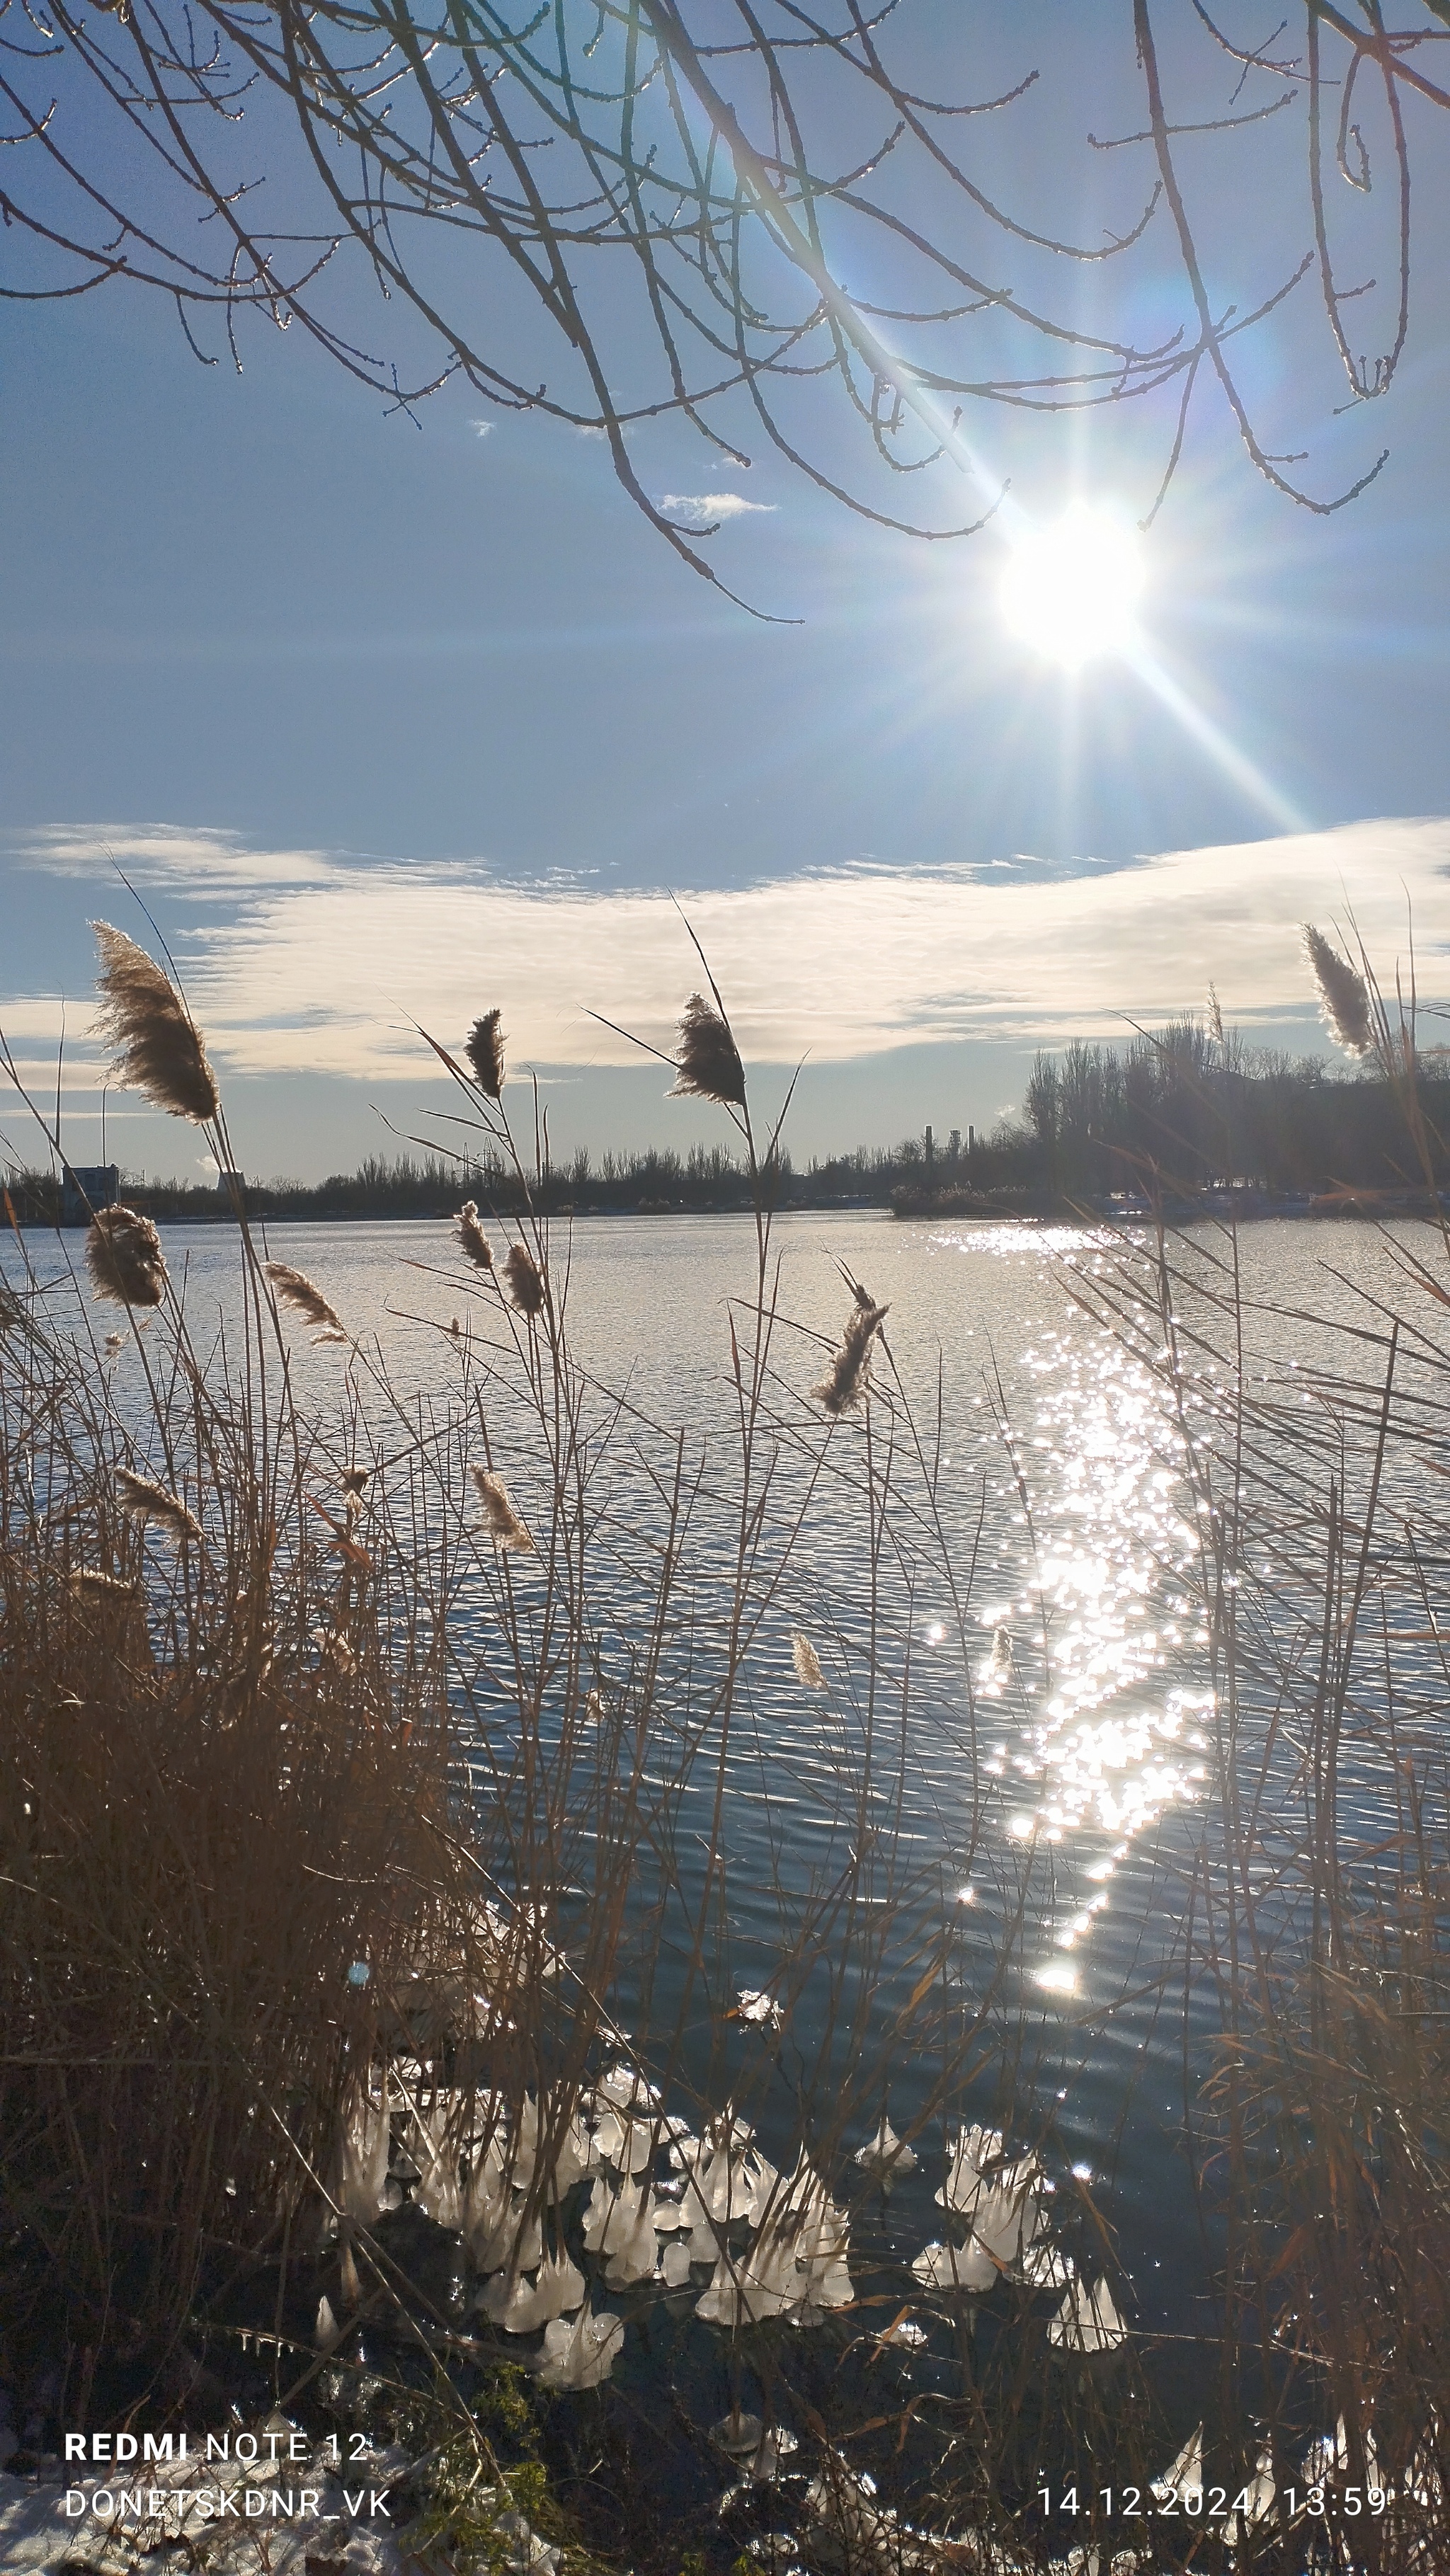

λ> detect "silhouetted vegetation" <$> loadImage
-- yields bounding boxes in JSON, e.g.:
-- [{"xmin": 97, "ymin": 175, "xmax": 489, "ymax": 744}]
[
  {"xmin": 8, "ymin": 1021, "xmax": 1450, "ymax": 1231},
  {"xmin": 897, "ymin": 1021, "xmax": 1450, "ymax": 1215}
]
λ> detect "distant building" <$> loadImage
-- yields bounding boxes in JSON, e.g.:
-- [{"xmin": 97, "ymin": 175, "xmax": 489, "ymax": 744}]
[
  {"xmin": 216, "ymin": 1170, "xmax": 245, "ymax": 1198},
  {"xmin": 59, "ymin": 1164, "xmax": 120, "ymax": 1226}
]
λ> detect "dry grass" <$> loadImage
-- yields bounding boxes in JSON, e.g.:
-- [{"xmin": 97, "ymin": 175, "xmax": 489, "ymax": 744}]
[
  {"xmin": 0, "ymin": 1279, "xmax": 491, "ymax": 2367},
  {"xmin": 3, "ymin": 927, "xmax": 1449, "ymax": 2571}
]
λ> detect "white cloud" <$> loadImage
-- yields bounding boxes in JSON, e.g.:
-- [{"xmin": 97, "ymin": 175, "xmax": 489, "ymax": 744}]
[
  {"xmin": 15, "ymin": 823, "xmax": 341, "ymax": 893},
  {"xmin": 468, "ymin": 420, "xmax": 495, "ymax": 439},
  {"xmin": 657, "ymin": 493, "xmax": 777, "ymax": 526},
  {"xmin": 11, "ymin": 816, "xmax": 1449, "ymax": 1087}
]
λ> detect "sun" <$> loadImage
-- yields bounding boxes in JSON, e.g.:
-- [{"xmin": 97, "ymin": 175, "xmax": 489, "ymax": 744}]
[{"xmin": 999, "ymin": 504, "xmax": 1146, "ymax": 667}]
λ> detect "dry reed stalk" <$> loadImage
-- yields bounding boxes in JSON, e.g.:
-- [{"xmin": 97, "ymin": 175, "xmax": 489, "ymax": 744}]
[
  {"xmin": 792, "ymin": 1631, "xmax": 827, "ymax": 1690},
  {"xmin": 503, "ymin": 1242, "xmax": 544, "ymax": 1316},
  {"xmin": 811, "ymin": 1293, "xmax": 889, "ymax": 1416},
  {"xmin": 456, "ymin": 1200, "xmax": 494, "ymax": 1271},
  {"xmin": 6, "ymin": 945, "xmax": 1213, "ymax": 2529},
  {"xmin": 84, "ymin": 1204, "xmax": 169, "ymax": 1308},
  {"xmin": 115, "ymin": 1466, "xmax": 202, "ymax": 1542},
  {"xmin": 91, "ymin": 922, "xmax": 220, "ymax": 1122},
  {"xmin": 0, "ymin": 1256, "xmax": 504, "ymax": 2364},
  {"xmin": 465, "ymin": 1009, "xmax": 506, "ymax": 1097},
  {"xmin": 470, "ymin": 1463, "xmax": 536, "ymax": 1552},
  {"xmin": 1303, "ymin": 922, "xmax": 1373, "ymax": 1056},
  {"xmin": 670, "ymin": 992, "xmax": 746, "ymax": 1107},
  {"xmin": 264, "ymin": 1260, "xmax": 349, "ymax": 1343}
]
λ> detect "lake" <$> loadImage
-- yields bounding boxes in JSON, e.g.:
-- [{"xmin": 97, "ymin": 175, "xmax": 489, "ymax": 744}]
[{"xmin": 6, "ymin": 1202, "xmax": 1438, "ymax": 2480}]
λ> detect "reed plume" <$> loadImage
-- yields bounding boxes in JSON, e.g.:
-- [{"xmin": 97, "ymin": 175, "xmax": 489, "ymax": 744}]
[
  {"xmin": 85, "ymin": 1206, "xmax": 168, "ymax": 1308},
  {"xmin": 503, "ymin": 1242, "xmax": 544, "ymax": 1316},
  {"xmin": 1207, "ymin": 984, "xmax": 1224, "ymax": 1046},
  {"xmin": 456, "ymin": 1201, "xmax": 494, "ymax": 1271},
  {"xmin": 792, "ymin": 1630, "xmax": 827, "ymax": 1690},
  {"xmin": 1303, "ymin": 924, "xmax": 1373, "ymax": 1056},
  {"xmin": 341, "ymin": 1467, "xmax": 370, "ymax": 1495},
  {"xmin": 470, "ymin": 1464, "xmax": 536, "ymax": 1554},
  {"xmin": 670, "ymin": 993, "xmax": 746, "ymax": 1108},
  {"xmin": 465, "ymin": 1009, "xmax": 506, "ymax": 1097},
  {"xmin": 91, "ymin": 922, "xmax": 220, "ymax": 1123},
  {"xmin": 264, "ymin": 1261, "xmax": 349, "ymax": 1343},
  {"xmin": 69, "ymin": 1569, "xmax": 144, "ymax": 1601},
  {"xmin": 811, "ymin": 1295, "xmax": 889, "ymax": 1416},
  {"xmin": 115, "ymin": 1467, "xmax": 202, "ymax": 1542}
]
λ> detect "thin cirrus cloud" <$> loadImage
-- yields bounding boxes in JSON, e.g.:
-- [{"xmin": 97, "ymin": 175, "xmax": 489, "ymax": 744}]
[
  {"xmin": 8, "ymin": 815, "xmax": 1447, "ymax": 1087},
  {"xmin": 657, "ymin": 493, "xmax": 777, "ymax": 525},
  {"xmin": 19, "ymin": 821, "xmax": 342, "ymax": 893}
]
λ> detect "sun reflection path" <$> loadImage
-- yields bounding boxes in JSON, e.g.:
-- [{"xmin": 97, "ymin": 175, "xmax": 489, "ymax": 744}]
[{"xmin": 943, "ymin": 1230, "xmax": 1215, "ymax": 1999}]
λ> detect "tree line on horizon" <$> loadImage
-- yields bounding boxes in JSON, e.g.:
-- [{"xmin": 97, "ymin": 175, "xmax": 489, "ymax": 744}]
[{"xmin": 7, "ymin": 1020, "xmax": 1449, "ymax": 1225}]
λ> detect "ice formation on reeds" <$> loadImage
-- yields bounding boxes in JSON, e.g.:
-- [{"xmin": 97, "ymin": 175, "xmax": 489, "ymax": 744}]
[
  {"xmin": 1151, "ymin": 2422, "xmax": 1204, "ymax": 2507},
  {"xmin": 811, "ymin": 1290, "xmax": 889, "ymax": 1416},
  {"xmin": 456, "ymin": 1199, "xmax": 494, "ymax": 1271},
  {"xmin": 503, "ymin": 1241, "xmax": 544, "ymax": 1316},
  {"xmin": 590, "ymin": 2103, "xmax": 657, "ymax": 2172},
  {"xmin": 878, "ymin": 2316, "xmax": 927, "ymax": 2349},
  {"xmin": 693, "ymin": 2148, "xmax": 853, "ymax": 2326},
  {"xmin": 709, "ymin": 2408, "xmax": 765, "ymax": 2457},
  {"xmin": 337, "ymin": 2090, "xmax": 391, "ymax": 2223},
  {"xmin": 942, "ymin": 2147, "xmax": 1044, "ymax": 2267},
  {"xmin": 535, "ymin": 2303, "xmax": 623, "ymax": 2390},
  {"xmin": 597, "ymin": 2061, "xmax": 661, "ymax": 2113},
  {"xmin": 1303, "ymin": 922, "xmax": 1373, "ymax": 1056},
  {"xmin": 735, "ymin": 1988, "xmax": 784, "ymax": 2030},
  {"xmin": 936, "ymin": 2124, "xmax": 1003, "ymax": 2210},
  {"xmin": 465, "ymin": 1008, "xmax": 506, "ymax": 1098},
  {"xmin": 413, "ymin": 2105, "xmax": 467, "ymax": 2228},
  {"xmin": 790, "ymin": 1630, "xmax": 826, "ymax": 1690},
  {"xmin": 855, "ymin": 2114, "xmax": 916, "ymax": 2177},
  {"xmin": 1302, "ymin": 2413, "xmax": 1383, "ymax": 2491},
  {"xmin": 115, "ymin": 1467, "xmax": 202, "ymax": 1543},
  {"xmin": 602, "ymin": 2182, "xmax": 660, "ymax": 2286},
  {"xmin": 471, "ymin": 1465, "xmax": 536, "ymax": 1554},
  {"xmin": 91, "ymin": 921, "xmax": 220, "ymax": 1123},
  {"xmin": 1223, "ymin": 2445, "xmax": 1278, "ymax": 2547},
  {"xmin": 1019, "ymin": 2238, "xmax": 1074, "ymax": 2289},
  {"xmin": 264, "ymin": 1261, "xmax": 349, "ymax": 1343},
  {"xmin": 911, "ymin": 2236, "xmax": 995, "ymax": 2294},
  {"xmin": 479, "ymin": 2248, "xmax": 585, "ymax": 2332},
  {"xmin": 670, "ymin": 992, "xmax": 746, "ymax": 1108},
  {"xmin": 84, "ymin": 1205, "xmax": 168, "ymax": 1308},
  {"xmin": 913, "ymin": 2127, "xmax": 1068, "ymax": 2304},
  {"xmin": 1046, "ymin": 2274, "xmax": 1127, "ymax": 2352}
]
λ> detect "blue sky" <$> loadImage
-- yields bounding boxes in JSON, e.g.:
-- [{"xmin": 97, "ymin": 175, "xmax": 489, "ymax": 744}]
[{"xmin": 4, "ymin": 6, "xmax": 1450, "ymax": 1184}]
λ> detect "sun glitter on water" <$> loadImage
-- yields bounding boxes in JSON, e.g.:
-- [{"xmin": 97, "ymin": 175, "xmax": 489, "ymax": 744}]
[{"xmin": 1000, "ymin": 504, "xmax": 1145, "ymax": 666}]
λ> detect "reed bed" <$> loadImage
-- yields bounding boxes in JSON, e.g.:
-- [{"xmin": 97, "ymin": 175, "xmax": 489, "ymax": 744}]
[{"xmin": 1, "ymin": 926, "xmax": 1447, "ymax": 2575}]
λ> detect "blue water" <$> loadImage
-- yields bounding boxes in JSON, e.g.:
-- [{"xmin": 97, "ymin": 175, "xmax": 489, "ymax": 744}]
[{"xmin": 6, "ymin": 1205, "xmax": 1440, "ymax": 2472}]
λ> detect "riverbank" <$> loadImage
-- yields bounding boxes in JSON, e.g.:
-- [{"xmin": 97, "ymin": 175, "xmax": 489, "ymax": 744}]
[{"xmin": 888, "ymin": 1180, "xmax": 1446, "ymax": 1222}]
